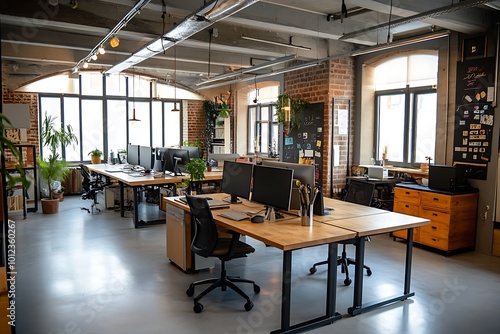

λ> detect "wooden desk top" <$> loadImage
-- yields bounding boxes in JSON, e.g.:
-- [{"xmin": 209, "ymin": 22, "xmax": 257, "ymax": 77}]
[
  {"xmin": 86, "ymin": 164, "xmax": 223, "ymax": 186},
  {"xmin": 320, "ymin": 211, "xmax": 429, "ymax": 237},
  {"xmin": 315, "ymin": 198, "xmax": 388, "ymax": 222},
  {"xmin": 165, "ymin": 193, "xmax": 356, "ymax": 251}
]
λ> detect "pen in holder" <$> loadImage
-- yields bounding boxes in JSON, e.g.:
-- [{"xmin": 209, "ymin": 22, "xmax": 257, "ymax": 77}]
[{"xmin": 299, "ymin": 184, "xmax": 318, "ymax": 226}]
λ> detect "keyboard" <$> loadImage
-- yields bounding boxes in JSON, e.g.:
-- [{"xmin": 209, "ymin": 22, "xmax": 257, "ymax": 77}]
[
  {"xmin": 128, "ymin": 172, "xmax": 144, "ymax": 177},
  {"xmin": 176, "ymin": 196, "xmax": 229, "ymax": 209},
  {"xmin": 219, "ymin": 210, "xmax": 249, "ymax": 221}
]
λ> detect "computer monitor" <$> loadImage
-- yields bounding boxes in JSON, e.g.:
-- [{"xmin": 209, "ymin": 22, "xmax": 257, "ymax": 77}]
[
  {"xmin": 169, "ymin": 148, "xmax": 190, "ymax": 176},
  {"xmin": 154, "ymin": 147, "xmax": 169, "ymax": 171},
  {"xmin": 181, "ymin": 146, "xmax": 200, "ymax": 160},
  {"xmin": 127, "ymin": 144, "xmax": 140, "ymax": 166},
  {"xmin": 139, "ymin": 146, "xmax": 154, "ymax": 170},
  {"xmin": 262, "ymin": 160, "xmax": 315, "ymax": 212},
  {"xmin": 251, "ymin": 165, "xmax": 294, "ymax": 220},
  {"xmin": 220, "ymin": 160, "xmax": 253, "ymax": 204}
]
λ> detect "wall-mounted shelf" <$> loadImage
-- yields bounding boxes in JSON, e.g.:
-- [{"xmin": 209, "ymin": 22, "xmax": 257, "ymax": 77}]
[{"xmin": 5, "ymin": 144, "xmax": 38, "ymax": 213}]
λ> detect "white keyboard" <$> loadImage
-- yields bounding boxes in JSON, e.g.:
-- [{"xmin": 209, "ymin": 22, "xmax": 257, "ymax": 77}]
[{"xmin": 219, "ymin": 211, "xmax": 249, "ymax": 221}]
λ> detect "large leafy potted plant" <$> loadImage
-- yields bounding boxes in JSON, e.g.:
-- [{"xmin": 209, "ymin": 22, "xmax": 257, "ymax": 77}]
[
  {"xmin": 88, "ymin": 148, "xmax": 103, "ymax": 164},
  {"xmin": 184, "ymin": 157, "xmax": 206, "ymax": 195},
  {"xmin": 37, "ymin": 113, "xmax": 78, "ymax": 214}
]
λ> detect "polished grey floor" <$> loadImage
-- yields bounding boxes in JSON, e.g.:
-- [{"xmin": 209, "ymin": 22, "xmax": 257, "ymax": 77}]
[{"xmin": 13, "ymin": 195, "xmax": 500, "ymax": 334}]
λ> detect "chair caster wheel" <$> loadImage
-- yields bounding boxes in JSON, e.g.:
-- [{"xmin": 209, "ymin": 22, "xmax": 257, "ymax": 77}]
[
  {"xmin": 367, "ymin": 269, "xmax": 372, "ymax": 276},
  {"xmin": 253, "ymin": 284, "xmax": 261, "ymax": 294},
  {"xmin": 186, "ymin": 286, "xmax": 194, "ymax": 297},
  {"xmin": 244, "ymin": 300, "xmax": 254, "ymax": 311},
  {"xmin": 193, "ymin": 302, "xmax": 204, "ymax": 313},
  {"xmin": 344, "ymin": 278, "xmax": 352, "ymax": 286},
  {"xmin": 309, "ymin": 267, "xmax": 317, "ymax": 274}
]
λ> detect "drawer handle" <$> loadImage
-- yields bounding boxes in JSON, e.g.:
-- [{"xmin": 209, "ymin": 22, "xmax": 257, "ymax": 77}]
[
  {"xmin": 431, "ymin": 226, "xmax": 437, "ymax": 230},
  {"xmin": 405, "ymin": 205, "xmax": 410, "ymax": 208},
  {"xmin": 433, "ymin": 198, "xmax": 439, "ymax": 202},
  {"xmin": 432, "ymin": 213, "xmax": 438, "ymax": 217}
]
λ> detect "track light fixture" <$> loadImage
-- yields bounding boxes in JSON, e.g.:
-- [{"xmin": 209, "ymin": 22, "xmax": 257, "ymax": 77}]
[
  {"xmin": 91, "ymin": 53, "xmax": 98, "ymax": 61},
  {"xmin": 98, "ymin": 45, "xmax": 105, "ymax": 54},
  {"xmin": 341, "ymin": 0, "xmax": 348, "ymax": 23},
  {"xmin": 110, "ymin": 36, "xmax": 120, "ymax": 48}
]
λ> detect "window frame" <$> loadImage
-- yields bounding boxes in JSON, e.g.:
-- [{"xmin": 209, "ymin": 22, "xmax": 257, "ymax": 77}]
[{"xmin": 248, "ymin": 103, "xmax": 279, "ymax": 155}]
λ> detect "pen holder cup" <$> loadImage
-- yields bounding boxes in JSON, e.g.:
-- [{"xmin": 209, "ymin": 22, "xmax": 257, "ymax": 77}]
[{"xmin": 300, "ymin": 205, "xmax": 314, "ymax": 226}]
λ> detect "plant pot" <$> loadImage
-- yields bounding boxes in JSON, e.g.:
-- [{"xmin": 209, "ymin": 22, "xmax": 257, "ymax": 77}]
[
  {"xmin": 41, "ymin": 198, "xmax": 59, "ymax": 214},
  {"xmin": 52, "ymin": 191, "xmax": 64, "ymax": 202},
  {"xmin": 91, "ymin": 155, "xmax": 101, "ymax": 164}
]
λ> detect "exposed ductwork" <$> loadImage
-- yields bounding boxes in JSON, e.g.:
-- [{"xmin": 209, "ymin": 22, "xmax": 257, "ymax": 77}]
[{"xmin": 105, "ymin": 0, "xmax": 259, "ymax": 75}]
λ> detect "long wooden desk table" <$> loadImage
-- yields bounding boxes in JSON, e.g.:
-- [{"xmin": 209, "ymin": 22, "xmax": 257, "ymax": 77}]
[
  {"xmin": 86, "ymin": 164, "xmax": 222, "ymax": 228},
  {"xmin": 166, "ymin": 194, "xmax": 429, "ymax": 334}
]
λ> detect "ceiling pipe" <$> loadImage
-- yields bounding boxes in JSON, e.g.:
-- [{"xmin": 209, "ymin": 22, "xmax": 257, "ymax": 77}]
[
  {"xmin": 105, "ymin": 0, "xmax": 259, "ymax": 75},
  {"xmin": 340, "ymin": 0, "xmax": 496, "ymax": 41}
]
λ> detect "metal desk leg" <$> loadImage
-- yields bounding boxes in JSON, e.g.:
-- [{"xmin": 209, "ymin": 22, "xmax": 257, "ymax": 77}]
[
  {"xmin": 326, "ymin": 243, "xmax": 339, "ymax": 319},
  {"xmin": 119, "ymin": 182, "xmax": 125, "ymax": 217},
  {"xmin": 404, "ymin": 228, "xmax": 414, "ymax": 294},
  {"xmin": 133, "ymin": 186, "xmax": 139, "ymax": 228},
  {"xmin": 349, "ymin": 236, "xmax": 366, "ymax": 315}
]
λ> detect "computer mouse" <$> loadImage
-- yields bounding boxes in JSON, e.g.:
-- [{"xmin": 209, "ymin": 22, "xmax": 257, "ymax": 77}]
[{"xmin": 251, "ymin": 215, "xmax": 265, "ymax": 223}]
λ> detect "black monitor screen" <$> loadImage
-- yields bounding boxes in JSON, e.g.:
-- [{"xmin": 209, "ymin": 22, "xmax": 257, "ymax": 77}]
[
  {"xmin": 261, "ymin": 161, "xmax": 314, "ymax": 211},
  {"xmin": 221, "ymin": 161, "xmax": 253, "ymax": 203},
  {"xmin": 139, "ymin": 146, "xmax": 154, "ymax": 170},
  {"xmin": 127, "ymin": 144, "xmax": 139, "ymax": 166},
  {"xmin": 181, "ymin": 146, "xmax": 200, "ymax": 160},
  {"xmin": 251, "ymin": 165, "xmax": 294, "ymax": 213},
  {"xmin": 169, "ymin": 148, "xmax": 190, "ymax": 175}
]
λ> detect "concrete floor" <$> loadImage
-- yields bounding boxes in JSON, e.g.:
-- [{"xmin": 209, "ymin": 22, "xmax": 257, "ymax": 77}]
[{"xmin": 12, "ymin": 195, "xmax": 500, "ymax": 334}]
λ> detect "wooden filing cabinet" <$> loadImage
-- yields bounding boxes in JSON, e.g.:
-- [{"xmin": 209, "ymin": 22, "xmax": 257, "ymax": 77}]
[{"xmin": 393, "ymin": 184, "xmax": 478, "ymax": 253}]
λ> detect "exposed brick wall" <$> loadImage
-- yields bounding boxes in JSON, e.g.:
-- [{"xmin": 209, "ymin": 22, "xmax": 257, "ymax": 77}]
[
  {"xmin": 283, "ymin": 58, "xmax": 356, "ymax": 197},
  {"xmin": 2, "ymin": 82, "xmax": 40, "ymax": 156},
  {"xmin": 185, "ymin": 99, "xmax": 206, "ymax": 156}
]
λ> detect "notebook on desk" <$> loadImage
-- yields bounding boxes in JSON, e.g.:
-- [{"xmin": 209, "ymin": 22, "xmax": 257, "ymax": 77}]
[{"xmin": 219, "ymin": 210, "xmax": 249, "ymax": 221}]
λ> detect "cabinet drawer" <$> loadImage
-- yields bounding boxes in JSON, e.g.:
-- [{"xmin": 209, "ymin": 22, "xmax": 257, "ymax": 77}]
[
  {"xmin": 394, "ymin": 188, "xmax": 421, "ymax": 204},
  {"xmin": 419, "ymin": 208, "xmax": 451, "ymax": 224},
  {"xmin": 418, "ymin": 230, "xmax": 449, "ymax": 251},
  {"xmin": 421, "ymin": 192, "xmax": 451, "ymax": 210},
  {"xmin": 420, "ymin": 220, "xmax": 449, "ymax": 239},
  {"xmin": 393, "ymin": 202, "xmax": 420, "ymax": 216}
]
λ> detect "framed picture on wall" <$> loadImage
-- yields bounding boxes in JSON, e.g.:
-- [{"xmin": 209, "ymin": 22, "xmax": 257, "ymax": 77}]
[{"xmin": 462, "ymin": 35, "xmax": 487, "ymax": 61}]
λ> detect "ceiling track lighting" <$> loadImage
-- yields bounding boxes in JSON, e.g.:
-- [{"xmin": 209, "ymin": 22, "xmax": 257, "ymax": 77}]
[
  {"xmin": 241, "ymin": 35, "xmax": 311, "ymax": 51},
  {"xmin": 74, "ymin": 0, "xmax": 150, "ymax": 72},
  {"xmin": 341, "ymin": 0, "xmax": 348, "ymax": 23}
]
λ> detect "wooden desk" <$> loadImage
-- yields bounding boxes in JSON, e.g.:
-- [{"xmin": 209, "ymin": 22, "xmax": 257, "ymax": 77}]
[
  {"xmin": 317, "ymin": 210, "xmax": 429, "ymax": 316},
  {"xmin": 87, "ymin": 164, "xmax": 223, "ymax": 228},
  {"xmin": 166, "ymin": 194, "xmax": 356, "ymax": 334}
]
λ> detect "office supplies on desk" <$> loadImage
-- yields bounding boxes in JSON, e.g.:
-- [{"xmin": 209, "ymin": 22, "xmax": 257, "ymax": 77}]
[
  {"xmin": 128, "ymin": 172, "xmax": 144, "ymax": 177},
  {"xmin": 219, "ymin": 211, "xmax": 249, "ymax": 221}
]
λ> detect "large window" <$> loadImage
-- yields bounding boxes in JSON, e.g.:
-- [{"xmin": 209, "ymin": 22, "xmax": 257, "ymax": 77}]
[
  {"xmin": 39, "ymin": 73, "xmax": 183, "ymax": 162},
  {"xmin": 248, "ymin": 85, "xmax": 280, "ymax": 155},
  {"xmin": 374, "ymin": 54, "xmax": 438, "ymax": 165}
]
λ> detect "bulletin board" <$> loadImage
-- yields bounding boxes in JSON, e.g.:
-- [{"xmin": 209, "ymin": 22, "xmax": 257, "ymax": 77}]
[
  {"xmin": 282, "ymin": 102, "xmax": 324, "ymax": 186},
  {"xmin": 453, "ymin": 57, "xmax": 496, "ymax": 180}
]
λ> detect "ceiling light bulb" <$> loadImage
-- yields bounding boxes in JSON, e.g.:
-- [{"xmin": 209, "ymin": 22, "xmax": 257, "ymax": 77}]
[
  {"xmin": 91, "ymin": 54, "xmax": 98, "ymax": 61},
  {"xmin": 82, "ymin": 61, "xmax": 89, "ymax": 69},
  {"xmin": 110, "ymin": 36, "xmax": 120, "ymax": 48},
  {"xmin": 98, "ymin": 46, "xmax": 105, "ymax": 54}
]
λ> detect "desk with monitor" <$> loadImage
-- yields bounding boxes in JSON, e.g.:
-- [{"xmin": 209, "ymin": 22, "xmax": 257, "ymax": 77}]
[{"xmin": 86, "ymin": 163, "xmax": 223, "ymax": 228}]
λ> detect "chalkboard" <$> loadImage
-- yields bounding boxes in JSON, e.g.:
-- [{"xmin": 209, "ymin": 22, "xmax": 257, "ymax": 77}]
[
  {"xmin": 282, "ymin": 102, "xmax": 324, "ymax": 186},
  {"xmin": 453, "ymin": 57, "xmax": 496, "ymax": 180}
]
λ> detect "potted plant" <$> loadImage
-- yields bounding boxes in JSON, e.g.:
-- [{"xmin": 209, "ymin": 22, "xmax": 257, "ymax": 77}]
[
  {"xmin": 275, "ymin": 94, "xmax": 309, "ymax": 136},
  {"xmin": 37, "ymin": 112, "xmax": 78, "ymax": 214},
  {"xmin": 184, "ymin": 157, "xmax": 206, "ymax": 195},
  {"xmin": 88, "ymin": 148, "xmax": 103, "ymax": 164}
]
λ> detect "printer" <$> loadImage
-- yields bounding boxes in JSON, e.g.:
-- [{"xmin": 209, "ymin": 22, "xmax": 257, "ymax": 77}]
[{"xmin": 428, "ymin": 165, "xmax": 467, "ymax": 192}]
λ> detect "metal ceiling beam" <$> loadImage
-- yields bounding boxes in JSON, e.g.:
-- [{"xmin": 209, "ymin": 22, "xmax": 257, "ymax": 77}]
[{"xmin": 105, "ymin": 0, "xmax": 259, "ymax": 75}]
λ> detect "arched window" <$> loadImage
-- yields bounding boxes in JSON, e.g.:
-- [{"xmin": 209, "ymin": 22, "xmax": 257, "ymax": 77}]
[{"xmin": 374, "ymin": 54, "xmax": 438, "ymax": 165}]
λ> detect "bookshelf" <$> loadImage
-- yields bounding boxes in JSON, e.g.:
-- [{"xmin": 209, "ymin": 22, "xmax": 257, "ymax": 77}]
[{"xmin": 5, "ymin": 145, "xmax": 38, "ymax": 213}]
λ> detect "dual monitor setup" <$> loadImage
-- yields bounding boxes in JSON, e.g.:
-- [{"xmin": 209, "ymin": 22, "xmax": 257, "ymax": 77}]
[
  {"xmin": 126, "ymin": 144, "xmax": 200, "ymax": 175},
  {"xmin": 220, "ymin": 160, "xmax": 323, "ymax": 221}
]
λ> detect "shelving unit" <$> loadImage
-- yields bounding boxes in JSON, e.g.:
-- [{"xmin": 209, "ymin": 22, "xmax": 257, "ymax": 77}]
[
  {"xmin": 5, "ymin": 144, "xmax": 38, "ymax": 213},
  {"xmin": 211, "ymin": 114, "xmax": 230, "ymax": 154}
]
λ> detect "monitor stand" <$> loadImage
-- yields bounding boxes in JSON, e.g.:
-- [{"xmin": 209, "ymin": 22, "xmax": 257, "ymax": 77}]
[
  {"xmin": 173, "ymin": 158, "xmax": 183, "ymax": 176},
  {"xmin": 224, "ymin": 194, "xmax": 242, "ymax": 204},
  {"xmin": 264, "ymin": 206, "xmax": 275, "ymax": 222}
]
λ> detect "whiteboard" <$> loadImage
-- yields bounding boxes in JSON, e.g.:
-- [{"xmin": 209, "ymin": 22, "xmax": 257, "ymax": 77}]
[{"xmin": 2, "ymin": 104, "xmax": 31, "ymax": 128}]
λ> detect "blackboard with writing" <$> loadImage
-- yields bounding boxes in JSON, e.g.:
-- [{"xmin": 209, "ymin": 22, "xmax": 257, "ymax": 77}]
[
  {"xmin": 282, "ymin": 102, "xmax": 324, "ymax": 186},
  {"xmin": 453, "ymin": 57, "xmax": 495, "ymax": 180}
]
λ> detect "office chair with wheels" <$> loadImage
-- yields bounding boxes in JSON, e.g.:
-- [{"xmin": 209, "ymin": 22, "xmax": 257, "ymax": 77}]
[
  {"xmin": 184, "ymin": 195, "xmax": 260, "ymax": 313},
  {"xmin": 79, "ymin": 164, "xmax": 105, "ymax": 213},
  {"xmin": 309, "ymin": 179, "xmax": 374, "ymax": 286}
]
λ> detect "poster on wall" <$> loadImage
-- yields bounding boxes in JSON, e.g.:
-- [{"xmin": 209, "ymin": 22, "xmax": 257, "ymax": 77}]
[{"xmin": 453, "ymin": 57, "xmax": 495, "ymax": 180}]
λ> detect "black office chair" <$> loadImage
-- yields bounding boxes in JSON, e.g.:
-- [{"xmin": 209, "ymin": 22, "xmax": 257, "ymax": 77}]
[
  {"xmin": 309, "ymin": 179, "xmax": 374, "ymax": 285},
  {"xmin": 80, "ymin": 164, "xmax": 105, "ymax": 213},
  {"xmin": 184, "ymin": 195, "xmax": 260, "ymax": 313}
]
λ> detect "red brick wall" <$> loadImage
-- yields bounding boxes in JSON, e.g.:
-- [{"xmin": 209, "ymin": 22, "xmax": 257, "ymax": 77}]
[
  {"xmin": 185, "ymin": 99, "xmax": 206, "ymax": 155},
  {"xmin": 284, "ymin": 58, "xmax": 356, "ymax": 197},
  {"xmin": 2, "ymin": 83, "xmax": 40, "ymax": 156}
]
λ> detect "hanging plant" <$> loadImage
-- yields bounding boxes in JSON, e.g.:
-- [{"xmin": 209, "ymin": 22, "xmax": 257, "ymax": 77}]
[
  {"xmin": 275, "ymin": 94, "xmax": 309, "ymax": 134},
  {"xmin": 202, "ymin": 100, "xmax": 218, "ymax": 156}
]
